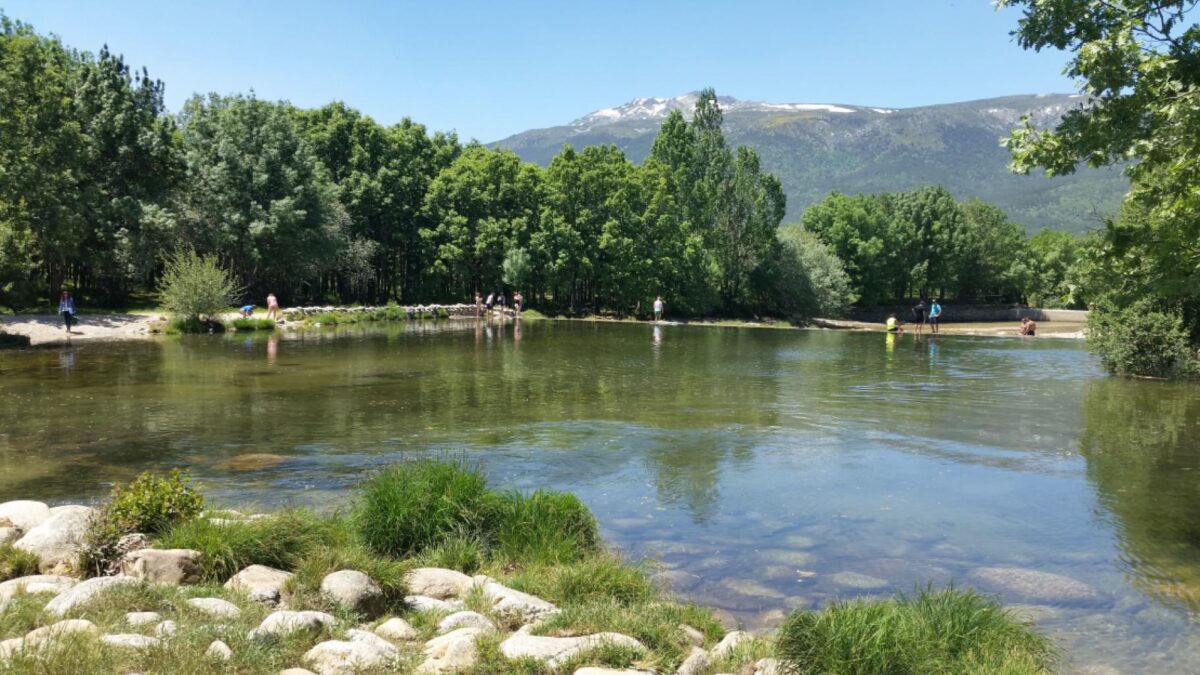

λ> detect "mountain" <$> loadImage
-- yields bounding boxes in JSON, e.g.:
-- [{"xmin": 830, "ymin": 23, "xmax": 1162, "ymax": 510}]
[{"xmin": 493, "ymin": 93, "xmax": 1126, "ymax": 233}]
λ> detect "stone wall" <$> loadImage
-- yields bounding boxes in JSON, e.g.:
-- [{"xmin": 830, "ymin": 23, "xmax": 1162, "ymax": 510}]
[
  {"xmin": 281, "ymin": 304, "xmax": 482, "ymax": 319},
  {"xmin": 849, "ymin": 305, "xmax": 1087, "ymax": 323}
]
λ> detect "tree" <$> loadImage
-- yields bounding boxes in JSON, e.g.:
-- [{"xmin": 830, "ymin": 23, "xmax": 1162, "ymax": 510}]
[
  {"xmin": 957, "ymin": 199, "xmax": 1031, "ymax": 302},
  {"xmin": 157, "ymin": 249, "xmax": 238, "ymax": 325},
  {"xmin": 771, "ymin": 224, "xmax": 856, "ymax": 319}
]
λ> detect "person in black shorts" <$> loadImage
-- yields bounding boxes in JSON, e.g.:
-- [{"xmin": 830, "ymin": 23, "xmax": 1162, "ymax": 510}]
[{"xmin": 912, "ymin": 298, "xmax": 927, "ymax": 334}]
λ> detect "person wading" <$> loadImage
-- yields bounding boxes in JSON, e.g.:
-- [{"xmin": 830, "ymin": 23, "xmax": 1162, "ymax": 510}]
[{"xmin": 59, "ymin": 291, "xmax": 76, "ymax": 333}]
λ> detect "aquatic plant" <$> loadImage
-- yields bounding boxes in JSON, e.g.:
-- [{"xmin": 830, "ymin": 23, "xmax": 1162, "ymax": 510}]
[{"xmin": 775, "ymin": 586, "xmax": 1058, "ymax": 675}]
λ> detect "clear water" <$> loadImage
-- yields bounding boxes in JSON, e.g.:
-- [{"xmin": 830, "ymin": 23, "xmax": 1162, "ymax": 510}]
[{"xmin": 2, "ymin": 321, "xmax": 1199, "ymax": 673}]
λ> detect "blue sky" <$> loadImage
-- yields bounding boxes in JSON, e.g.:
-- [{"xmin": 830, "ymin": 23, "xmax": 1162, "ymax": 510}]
[{"xmin": 3, "ymin": 1, "xmax": 1075, "ymax": 141}]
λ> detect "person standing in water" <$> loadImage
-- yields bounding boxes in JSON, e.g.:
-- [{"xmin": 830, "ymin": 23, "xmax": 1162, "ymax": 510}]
[
  {"xmin": 513, "ymin": 291, "xmax": 523, "ymax": 316},
  {"xmin": 266, "ymin": 293, "xmax": 280, "ymax": 321},
  {"xmin": 912, "ymin": 298, "xmax": 927, "ymax": 334},
  {"xmin": 474, "ymin": 290, "xmax": 482, "ymax": 318},
  {"xmin": 653, "ymin": 296, "xmax": 664, "ymax": 322},
  {"xmin": 58, "ymin": 291, "xmax": 76, "ymax": 332},
  {"xmin": 929, "ymin": 298, "xmax": 943, "ymax": 334},
  {"xmin": 496, "ymin": 291, "xmax": 506, "ymax": 316}
]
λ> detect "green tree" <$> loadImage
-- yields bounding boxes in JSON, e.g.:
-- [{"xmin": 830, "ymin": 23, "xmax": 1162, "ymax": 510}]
[
  {"xmin": 771, "ymin": 224, "xmax": 856, "ymax": 319},
  {"xmin": 802, "ymin": 192, "xmax": 892, "ymax": 305},
  {"xmin": 957, "ymin": 199, "xmax": 1031, "ymax": 302},
  {"xmin": 157, "ymin": 249, "xmax": 238, "ymax": 324}
]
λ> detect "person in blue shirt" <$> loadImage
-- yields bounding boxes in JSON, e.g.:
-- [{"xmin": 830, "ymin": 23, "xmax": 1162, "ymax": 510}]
[
  {"xmin": 58, "ymin": 291, "xmax": 76, "ymax": 332},
  {"xmin": 240, "ymin": 304, "xmax": 255, "ymax": 318},
  {"xmin": 929, "ymin": 299, "xmax": 943, "ymax": 334}
]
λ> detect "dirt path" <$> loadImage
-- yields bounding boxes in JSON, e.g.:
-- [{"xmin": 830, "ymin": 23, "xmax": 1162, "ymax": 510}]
[{"xmin": 0, "ymin": 313, "xmax": 164, "ymax": 346}]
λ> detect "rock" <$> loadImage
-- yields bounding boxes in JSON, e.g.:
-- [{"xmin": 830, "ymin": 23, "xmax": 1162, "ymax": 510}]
[
  {"xmin": 755, "ymin": 658, "xmax": 783, "ymax": 675},
  {"xmin": 250, "ymin": 610, "xmax": 337, "ymax": 639},
  {"xmin": 0, "ymin": 500, "xmax": 51, "ymax": 533},
  {"xmin": 405, "ymin": 567, "xmax": 473, "ymax": 599},
  {"xmin": 1008, "ymin": 604, "xmax": 1061, "ymax": 623},
  {"xmin": 101, "ymin": 633, "xmax": 162, "ymax": 649},
  {"xmin": 320, "ymin": 570, "xmax": 384, "ymax": 615},
  {"xmin": 675, "ymin": 646, "xmax": 709, "ymax": 675},
  {"xmin": 417, "ymin": 627, "xmax": 486, "ymax": 673},
  {"xmin": 304, "ymin": 629, "xmax": 400, "ymax": 675},
  {"xmin": 575, "ymin": 669, "xmax": 655, "ymax": 675},
  {"xmin": 205, "ymin": 639, "xmax": 232, "ymax": 660},
  {"xmin": 679, "ymin": 623, "xmax": 705, "ymax": 647},
  {"xmin": 0, "ymin": 638, "xmax": 22, "ymax": 659},
  {"xmin": 125, "ymin": 611, "xmax": 161, "ymax": 627},
  {"xmin": 0, "ymin": 574, "xmax": 76, "ymax": 602},
  {"xmin": 970, "ymin": 567, "xmax": 1104, "ymax": 604},
  {"xmin": 119, "ymin": 548, "xmax": 203, "ymax": 584},
  {"xmin": 187, "ymin": 597, "xmax": 242, "ymax": 619},
  {"xmin": 215, "ymin": 453, "xmax": 290, "ymax": 471},
  {"xmin": 476, "ymin": 579, "xmax": 559, "ymax": 620},
  {"xmin": 116, "ymin": 533, "xmax": 149, "ymax": 553},
  {"xmin": 24, "ymin": 619, "xmax": 99, "ymax": 647},
  {"xmin": 437, "ymin": 610, "xmax": 496, "ymax": 633},
  {"xmin": 406, "ymin": 595, "xmax": 464, "ymax": 612},
  {"xmin": 374, "ymin": 617, "xmax": 418, "ymax": 641},
  {"xmin": 13, "ymin": 505, "xmax": 94, "ymax": 572},
  {"xmin": 828, "ymin": 571, "xmax": 889, "ymax": 590},
  {"xmin": 280, "ymin": 669, "xmax": 318, "ymax": 675},
  {"xmin": 710, "ymin": 630, "xmax": 752, "ymax": 658},
  {"xmin": 153, "ymin": 620, "xmax": 178, "ymax": 637},
  {"xmin": 499, "ymin": 632, "xmax": 645, "ymax": 668},
  {"xmin": 225, "ymin": 564, "xmax": 294, "ymax": 605},
  {"xmin": 45, "ymin": 576, "xmax": 140, "ymax": 616},
  {"xmin": 0, "ymin": 527, "xmax": 19, "ymax": 545}
]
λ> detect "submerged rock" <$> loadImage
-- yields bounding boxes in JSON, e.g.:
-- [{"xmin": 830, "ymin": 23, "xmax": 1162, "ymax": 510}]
[
  {"xmin": 828, "ymin": 571, "xmax": 889, "ymax": 590},
  {"xmin": 970, "ymin": 567, "xmax": 1104, "ymax": 604},
  {"xmin": 215, "ymin": 453, "xmax": 290, "ymax": 471}
]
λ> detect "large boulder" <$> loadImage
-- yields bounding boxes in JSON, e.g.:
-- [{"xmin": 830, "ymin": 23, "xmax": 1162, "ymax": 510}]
[
  {"xmin": 224, "ymin": 564, "xmax": 293, "ymax": 605},
  {"xmin": 249, "ymin": 610, "xmax": 337, "ymax": 640},
  {"xmin": 44, "ymin": 576, "xmax": 139, "ymax": 616},
  {"xmin": 417, "ymin": 626, "xmax": 487, "ymax": 673},
  {"xmin": 405, "ymin": 567, "xmax": 473, "ymax": 599},
  {"xmin": 119, "ymin": 548, "xmax": 203, "ymax": 584},
  {"xmin": 969, "ymin": 567, "xmax": 1104, "ymax": 604},
  {"xmin": 186, "ymin": 597, "xmax": 242, "ymax": 619},
  {"xmin": 499, "ymin": 633, "xmax": 645, "ymax": 668},
  {"xmin": 374, "ymin": 617, "xmax": 418, "ymax": 641},
  {"xmin": 0, "ymin": 527, "xmax": 19, "ymax": 545},
  {"xmin": 0, "ymin": 501, "xmax": 51, "ymax": 533},
  {"xmin": 320, "ymin": 570, "xmax": 384, "ymax": 616},
  {"xmin": 304, "ymin": 629, "xmax": 400, "ymax": 675},
  {"xmin": 474, "ymin": 578, "xmax": 559, "ymax": 621},
  {"xmin": 13, "ymin": 505, "xmax": 94, "ymax": 572}
]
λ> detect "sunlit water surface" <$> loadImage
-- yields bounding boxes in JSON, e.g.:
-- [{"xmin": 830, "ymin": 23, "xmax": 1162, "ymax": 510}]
[{"xmin": 3, "ymin": 321, "xmax": 1200, "ymax": 673}]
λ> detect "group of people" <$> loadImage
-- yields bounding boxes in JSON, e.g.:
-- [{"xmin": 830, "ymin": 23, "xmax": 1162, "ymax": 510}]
[
  {"xmin": 474, "ymin": 290, "xmax": 524, "ymax": 318},
  {"xmin": 886, "ymin": 298, "xmax": 944, "ymax": 335},
  {"xmin": 239, "ymin": 293, "xmax": 281, "ymax": 320}
]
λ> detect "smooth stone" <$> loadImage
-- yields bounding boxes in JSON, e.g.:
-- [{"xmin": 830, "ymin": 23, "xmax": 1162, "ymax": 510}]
[
  {"xmin": 406, "ymin": 594, "xmax": 464, "ymax": 612},
  {"xmin": 1008, "ymin": 604, "xmax": 1061, "ymax": 623},
  {"xmin": 0, "ymin": 501, "xmax": 51, "ymax": 533},
  {"xmin": 120, "ymin": 548, "xmax": 203, "ymax": 584},
  {"xmin": 675, "ymin": 646, "xmax": 709, "ymax": 675},
  {"xmin": 24, "ymin": 619, "xmax": 100, "ymax": 646},
  {"xmin": 828, "ymin": 571, "xmax": 889, "ymax": 590},
  {"xmin": 720, "ymin": 578, "xmax": 786, "ymax": 599},
  {"xmin": 374, "ymin": 617, "xmax": 418, "ymax": 641},
  {"xmin": 153, "ymin": 620, "xmax": 178, "ymax": 637},
  {"xmin": 320, "ymin": 570, "xmax": 384, "ymax": 616},
  {"xmin": 475, "ymin": 578, "xmax": 559, "ymax": 620},
  {"xmin": 14, "ymin": 505, "xmax": 95, "ymax": 572},
  {"xmin": 755, "ymin": 549, "xmax": 817, "ymax": 567},
  {"xmin": 0, "ymin": 527, "xmax": 19, "ymax": 545},
  {"xmin": 437, "ymin": 610, "xmax": 496, "ymax": 633},
  {"xmin": 0, "ymin": 638, "xmax": 22, "ymax": 658},
  {"xmin": 304, "ymin": 629, "xmax": 400, "ymax": 675},
  {"xmin": 45, "ymin": 576, "xmax": 139, "ymax": 616},
  {"xmin": 575, "ymin": 669, "xmax": 655, "ymax": 675},
  {"xmin": 679, "ymin": 623, "xmax": 705, "ymax": 647},
  {"xmin": 215, "ymin": 454, "xmax": 290, "ymax": 471},
  {"xmin": 203, "ymin": 639, "xmax": 232, "ymax": 660},
  {"xmin": 100, "ymin": 633, "xmax": 162, "ymax": 649},
  {"xmin": 498, "ymin": 632, "xmax": 645, "ymax": 668},
  {"xmin": 187, "ymin": 597, "xmax": 242, "ymax": 619},
  {"xmin": 969, "ymin": 567, "xmax": 1103, "ymax": 604},
  {"xmin": 405, "ymin": 567, "xmax": 473, "ymax": 599},
  {"xmin": 280, "ymin": 670, "xmax": 317, "ymax": 675},
  {"xmin": 125, "ymin": 611, "xmax": 161, "ymax": 627},
  {"xmin": 250, "ymin": 610, "xmax": 337, "ymax": 639},
  {"xmin": 0, "ymin": 574, "xmax": 76, "ymax": 602},
  {"xmin": 418, "ymin": 626, "xmax": 486, "ymax": 673},
  {"xmin": 225, "ymin": 564, "xmax": 294, "ymax": 605},
  {"xmin": 755, "ymin": 657, "xmax": 783, "ymax": 675},
  {"xmin": 711, "ymin": 630, "xmax": 752, "ymax": 658}
]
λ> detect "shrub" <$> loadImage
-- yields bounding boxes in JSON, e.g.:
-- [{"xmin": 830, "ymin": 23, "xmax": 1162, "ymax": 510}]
[
  {"xmin": 0, "ymin": 544, "xmax": 39, "ymax": 581},
  {"xmin": 165, "ymin": 316, "xmax": 225, "ymax": 334},
  {"xmin": 0, "ymin": 331, "xmax": 31, "ymax": 349},
  {"xmin": 156, "ymin": 510, "xmax": 330, "ymax": 580},
  {"xmin": 230, "ymin": 317, "xmax": 278, "ymax": 331},
  {"xmin": 775, "ymin": 587, "xmax": 1057, "ymax": 675},
  {"xmin": 356, "ymin": 459, "xmax": 492, "ymax": 557},
  {"xmin": 158, "ymin": 249, "xmax": 239, "ymax": 324},
  {"xmin": 492, "ymin": 490, "xmax": 599, "ymax": 564},
  {"xmin": 109, "ymin": 469, "xmax": 204, "ymax": 534},
  {"xmin": 1087, "ymin": 298, "xmax": 1195, "ymax": 378}
]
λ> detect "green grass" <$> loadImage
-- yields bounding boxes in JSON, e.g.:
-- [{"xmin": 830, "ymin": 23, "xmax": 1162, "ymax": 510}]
[
  {"xmin": 230, "ymin": 317, "xmax": 278, "ymax": 331},
  {"xmin": 491, "ymin": 490, "xmax": 599, "ymax": 564},
  {"xmin": 0, "ymin": 544, "xmax": 40, "ymax": 581},
  {"xmin": 155, "ymin": 510, "xmax": 336, "ymax": 581},
  {"xmin": 164, "ymin": 317, "xmax": 225, "ymax": 334},
  {"xmin": 775, "ymin": 586, "xmax": 1058, "ymax": 675}
]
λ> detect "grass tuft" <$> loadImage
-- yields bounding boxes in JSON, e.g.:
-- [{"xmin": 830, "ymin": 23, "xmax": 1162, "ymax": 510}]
[
  {"xmin": 0, "ymin": 544, "xmax": 40, "ymax": 581},
  {"xmin": 491, "ymin": 490, "xmax": 599, "ymax": 564},
  {"xmin": 155, "ymin": 510, "xmax": 333, "ymax": 581},
  {"xmin": 775, "ymin": 586, "xmax": 1059, "ymax": 675},
  {"xmin": 230, "ymin": 317, "xmax": 277, "ymax": 331}
]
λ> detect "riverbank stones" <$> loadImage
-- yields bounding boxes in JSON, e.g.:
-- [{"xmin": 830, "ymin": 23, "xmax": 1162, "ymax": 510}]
[
  {"xmin": 437, "ymin": 610, "xmax": 496, "ymax": 633},
  {"xmin": 474, "ymin": 576, "xmax": 559, "ymax": 620},
  {"xmin": 828, "ymin": 571, "xmax": 889, "ymax": 590},
  {"xmin": 320, "ymin": 570, "xmax": 384, "ymax": 616},
  {"xmin": 0, "ymin": 574, "xmax": 76, "ymax": 603},
  {"xmin": 205, "ymin": 639, "xmax": 232, "ymax": 660},
  {"xmin": 187, "ymin": 597, "xmax": 242, "ymax": 619},
  {"xmin": 0, "ymin": 501, "xmax": 51, "ymax": 533},
  {"xmin": 125, "ymin": 611, "xmax": 161, "ymax": 627},
  {"xmin": 374, "ymin": 617, "xmax": 418, "ymax": 641},
  {"xmin": 120, "ymin": 548, "xmax": 203, "ymax": 584},
  {"xmin": 225, "ymin": 564, "xmax": 293, "ymax": 605},
  {"xmin": 405, "ymin": 567, "xmax": 473, "ymax": 599},
  {"xmin": 711, "ymin": 630, "xmax": 752, "ymax": 658},
  {"xmin": 499, "ymin": 632, "xmax": 645, "ymax": 668},
  {"xmin": 45, "ymin": 575, "xmax": 139, "ymax": 616},
  {"xmin": 418, "ymin": 626, "xmax": 488, "ymax": 673},
  {"xmin": 101, "ymin": 633, "xmax": 162, "ymax": 649},
  {"xmin": 14, "ymin": 505, "xmax": 94, "ymax": 571},
  {"xmin": 676, "ymin": 646, "xmax": 709, "ymax": 675},
  {"xmin": 970, "ymin": 567, "xmax": 1103, "ymax": 604},
  {"xmin": 249, "ymin": 610, "xmax": 337, "ymax": 639},
  {"xmin": 304, "ymin": 629, "xmax": 399, "ymax": 674}
]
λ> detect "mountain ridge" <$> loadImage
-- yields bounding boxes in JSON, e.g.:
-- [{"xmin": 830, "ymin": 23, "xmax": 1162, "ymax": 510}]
[{"xmin": 493, "ymin": 92, "xmax": 1125, "ymax": 232}]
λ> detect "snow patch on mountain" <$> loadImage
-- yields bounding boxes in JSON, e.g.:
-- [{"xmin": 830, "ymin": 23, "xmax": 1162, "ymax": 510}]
[{"xmin": 569, "ymin": 93, "xmax": 873, "ymax": 130}]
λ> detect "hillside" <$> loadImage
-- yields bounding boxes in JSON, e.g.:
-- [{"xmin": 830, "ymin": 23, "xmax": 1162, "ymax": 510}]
[{"xmin": 493, "ymin": 93, "xmax": 1126, "ymax": 233}]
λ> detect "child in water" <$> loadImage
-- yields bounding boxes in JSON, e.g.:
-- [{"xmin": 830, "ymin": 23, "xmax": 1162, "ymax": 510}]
[{"xmin": 886, "ymin": 314, "xmax": 903, "ymax": 334}]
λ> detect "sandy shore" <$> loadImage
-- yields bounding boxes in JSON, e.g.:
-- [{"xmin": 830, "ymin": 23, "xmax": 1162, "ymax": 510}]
[
  {"xmin": 812, "ymin": 318, "xmax": 1086, "ymax": 339},
  {"xmin": 0, "ymin": 313, "xmax": 164, "ymax": 346}
]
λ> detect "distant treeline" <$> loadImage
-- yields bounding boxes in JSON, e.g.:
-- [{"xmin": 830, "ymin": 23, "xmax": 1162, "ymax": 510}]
[{"xmin": 1, "ymin": 15, "xmax": 1087, "ymax": 318}]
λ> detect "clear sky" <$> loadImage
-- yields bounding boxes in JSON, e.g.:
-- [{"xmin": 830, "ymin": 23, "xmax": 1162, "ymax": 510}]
[{"xmin": 2, "ymin": 1, "xmax": 1075, "ymax": 141}]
